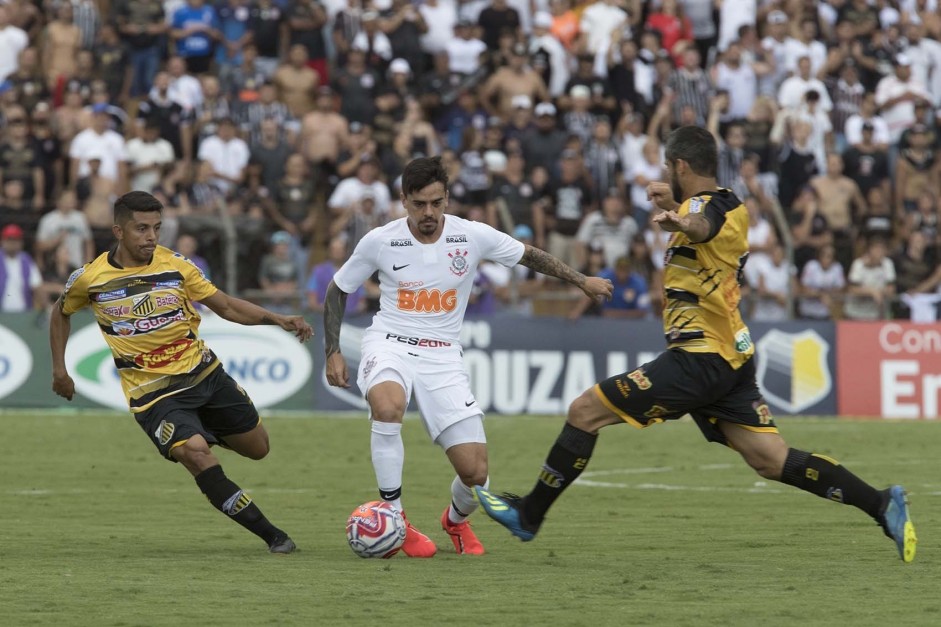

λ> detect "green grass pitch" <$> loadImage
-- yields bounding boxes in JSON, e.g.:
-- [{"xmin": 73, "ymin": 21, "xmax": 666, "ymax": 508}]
[{"xmin": 1, "ymin": 411, "xmax": 939, "ymax": 626}]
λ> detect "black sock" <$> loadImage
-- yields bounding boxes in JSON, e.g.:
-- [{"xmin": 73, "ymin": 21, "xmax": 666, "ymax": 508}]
[
  {"xmin": 195, "ymin": 465, "xmax": 283, "ymax": 544},
  {"xmin": 524, "ymin": 423, "xmax": 598, "ymax": 526},
  {"xmin": 780, "ymin": 449, "xmax": 883, "ymax": 519}
]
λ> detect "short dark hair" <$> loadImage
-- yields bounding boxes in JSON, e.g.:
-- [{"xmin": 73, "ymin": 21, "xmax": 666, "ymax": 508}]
[
  {"xmin": 401, "ymin": 156, "xmax": 449, "ymax": 197},
  {"xmin": 113, "ymin": 191, "xmax": 163, "ymax": 225},
  {"xmin": 665, "ymin": 125, "xmax": 717, "ymax": 178}
]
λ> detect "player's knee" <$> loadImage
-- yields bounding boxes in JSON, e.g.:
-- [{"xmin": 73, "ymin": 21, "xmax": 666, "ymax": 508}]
[
  {"xmin": 371, "ymin": 405, "xmax": 405, "ymax": 424},
  {"xmin": 458, "ymin": 462, "xmax": 488, "ymax": 488},
  {"xmin": 244, "ymin": 440, "xmax": 270, "ymax": 460},
  {"xmin": 567, "ymin": 391, "xmax": 606, "ymax": 433},
  {"xmin": 743, "ymin": 452, "xmax": 784, "ymax": 481},
  {"xmin": 172, "ymin": 437, "xmax": 217, "ymax": 472}
]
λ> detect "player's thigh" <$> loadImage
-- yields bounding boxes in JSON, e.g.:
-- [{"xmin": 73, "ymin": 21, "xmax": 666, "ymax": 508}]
[
  {"xmin": 690, "ymin": 358, "xmax": 779, "ymax": 445},
  {"xmin": 196, "ymin": 368, "xmax": 262, "ymax": 444},
  {"xmin": 413, "ymin": 352, "xmax": 479, "ymax": 443},
  {"xmin": 358, "ymin": 345, "xmax": 414, "ymax": 423},
  {"xmin": 135, "ymin": 400, "xmax": 217, "ymax": 462},
  {"xmin": 594, "ymin": 349, "xmax": 727, "ymax": 430},
  {"xmin": 220, "ymin": 423, "xmax": 270, "ymax": 460}
]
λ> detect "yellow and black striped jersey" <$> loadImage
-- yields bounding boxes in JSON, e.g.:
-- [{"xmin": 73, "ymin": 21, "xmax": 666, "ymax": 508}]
[
  {"xmin": 662, "ymin": 188, "xmax": 754, "ymax": 369},
  {"xmin": 61, "ymin": 245, "xmax": 220, "ymax": 412}
]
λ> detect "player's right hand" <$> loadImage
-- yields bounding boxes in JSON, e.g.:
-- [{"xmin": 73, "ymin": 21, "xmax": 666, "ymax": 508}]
[
  {"xmin": 52, "ymin": 372, "xmax": 75, "ymax": 401},
  {"xmin": 646, "ymin": 181, "xmax": 677, "ymax": 213},
  {"xmin": 326, "ymin": 353, "xmax": 350, "ymax": 388}
]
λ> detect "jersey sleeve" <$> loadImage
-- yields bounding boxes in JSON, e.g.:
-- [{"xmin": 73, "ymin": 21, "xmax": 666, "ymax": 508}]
[
  {"xmin": 60, "ymin": 265, "xmax": 91, "ymax": 315},
  {"xmin": 333, "ymin": 231, "xmax": 380, "ymax": 293},
  {"xmin": 688, "ymin": 191, "xmax": 738, "ymax": 244},
  {"xmin": 176, "ymin": 254, "xmax": 219, "ymax": 301},
  {"xmin": 471, "ymin": 221, "xmax": 526, "ymax": 267}
]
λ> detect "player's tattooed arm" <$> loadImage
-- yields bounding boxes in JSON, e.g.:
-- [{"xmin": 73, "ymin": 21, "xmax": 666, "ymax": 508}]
[
  {"xmin": 323, "ymin": 281, "xmax": 349, "ymax": 357},
  {"xmin": 518, "ymin": 244, "xmax": 587, "ymax": 287}
]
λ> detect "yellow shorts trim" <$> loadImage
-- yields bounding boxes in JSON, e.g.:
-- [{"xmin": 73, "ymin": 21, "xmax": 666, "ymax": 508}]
[
  {"xmin": 592, "ymin": 384, "xmax": 655, "ymax": 430},
  {"xmin": 168, "ymin": 438, "xmax": 189, "ymax": 453},
  {"xmin": 725, "ymin": 422, "xmax": 780, "ymax": 434}
]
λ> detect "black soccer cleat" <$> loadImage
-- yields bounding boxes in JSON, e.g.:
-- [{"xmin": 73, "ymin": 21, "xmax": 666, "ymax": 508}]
[{"xmin": 268, "ymin": 534, "xmax": 297, "ymax": 554}]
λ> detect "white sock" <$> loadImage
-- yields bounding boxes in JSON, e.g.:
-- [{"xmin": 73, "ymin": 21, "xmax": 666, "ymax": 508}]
[
  {"xmin": 371, "ymin": 420, "xmax": 404, "ymax": 512},
  {"xmin": 448, "ymin": 475, "xmax": 489, "ymax": 524}
]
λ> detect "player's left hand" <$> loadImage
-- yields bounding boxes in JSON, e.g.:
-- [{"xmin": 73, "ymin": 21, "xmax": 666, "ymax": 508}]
[
  {"xmin": 52, "ymin": 372, "xmax": 75, "ymax": 401},
  {"xmin": 652, "ymin": 209, "xmax": 690, "ymax": 233},
  {"xmin": 280, "ymin": 315, "xmax": 314, "ymax": 342},
  {"xmin": 582, "ymin": 276, "xmax": 613, "ymax": 302}
]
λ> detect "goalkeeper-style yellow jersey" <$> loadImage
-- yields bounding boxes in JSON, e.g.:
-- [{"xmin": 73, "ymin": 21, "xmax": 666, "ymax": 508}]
[
  {"xmin": 61, "ymin": 245, "xmax": 220, "ymax": 412},
  {"xmin": 662, "ymin": 188, "xmax": 754, "ymax": 370}
]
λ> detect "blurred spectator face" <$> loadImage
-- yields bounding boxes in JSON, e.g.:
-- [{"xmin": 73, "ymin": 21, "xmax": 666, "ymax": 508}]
[
  {"xmin": 18, "ymin": 47, "xmax": 39, "ymax": 73},
  {"xmin": 328, "ymin": 237, "xmax": 348, "ymax": 263},
  {"xmin": 77, "ymin": 51, "xmax": 94, "ymax": 74},
  {"xmin": 818, "ymin": 244, "xmax": 836, "ymax": 267},
  {"xmin": 896, "ymin": 61, "xmax": 911, "ymax": 81},
  {"xmin": 285, "ymin": 153, "xmax": 307, "ymax": 177},
  {"xmin": 682, "ymin": 48, "xmax": 700, "ymax": 70},
  {"xmin": 614, "ymin": 257, "xmax": 632, "ymax": 282},
  {"xmin": 769, "ymin": 16, "xmax": 788, "ymax": 39},
  {"xmin": 99, "ymin": 24, "xmax": 119, "ymax": 46},
  {"xmin": 860, "ymin": 93, "xmax": 876, "ymax": 116},
  {"xmin": 91, "ymin": 81, "xmax": 109, "ymax": 102},
  {"xmin": 3, "ymin": 180, "xmax": 25, "ymax": 203},
  {"xmin": 289, "ymin": 44, "xmax": 308, "ymax": 67},
  {"xmin": 54, "ymin": 242, "xmax": 72, "ymax": 266},
  {"xmin": 744, "ymin": 196, "xmax": 762, "ymax": 222},
  {"xmin": 560, "ymin": 153, "xmax": 580, "ymax": 177},
  {"xmin": 188, "ymin": 0, "xmax": 206, "ymax": 8},
  {"xmin": 59, "ymin": 190, "xmax": 78, "ymax": 212},
  {"xmin": 916, "ymin": 191, "xmax": 935, "ymax": 214},
  {"xmin": 217, "ymin": 119, "xmax": 236, "ymax": 140},
  {"xmin": 1, "ymin": 229, "xmax": 23, "ymax": 256},
  {"xmin": 602, "ymin": 195, "xmax": 625, "ymax": 223},
  {"xmin": 867, "ymin": 239, "xmax": 887, "ymax": 264},
  {"xmin": 625, "ymin": 113, "xmax": 644, "ymax": 135},
  {"xmin": 771, "ymin": 244, "xmax": 784, "ymax": 265},
  {"xmin": 723, "ymin": 43, "xmax": 741, "ymax": 66},
  {"xmin": 739, "ymin": 155, "xmax": 758, "ymax": 178},
  {"xmin": 358, "ymin": 159, "xmax": 378, "ymax": 183},
  {"xmin": 177, "ymin": 234, "xmax": 198, "ymax": 258},
  {"xmin": 800, "ymin": 19, "xmax": 817, "ymax": 41},
  {"xmin": 347, "ymin": 49, "xmax": 366, "ymax": 70},
  {"xmin": 549, "ymin": 0, "xmax": 569, "ymax": 16},
  {"xmin": 316, "ymin": 89, "xmax": 333, "ymax": 110},
  {"xmin": 92, "ymin": 111, "xmax": 109, "ymax": 133},
  {"xmin": 242, "ymin": 44, "xmax": 258, "ymax": 64},
  {"xmin": 143, "ymin": 123, "xmax": 161, "ymax": 143},
  {"xmin": 836, "ymin": 20, "xmax": 854, "ymax": 43},
  {"xmin": 642, "ymin": 140, "xmax": 660, "ymax": 164},
  {"xmin": 0, "ymin": 6, "xmax": 9, "ymax": 28},
  {"xmin": 506, "ymin": 151, "xmax": 524, "ymax": 175},
  {"xmin": 433, "ymin": 52, "xmax": 450, "ymax": 74},
  {"xmin": 153, "ymin": 72, "xmax": 170, "ymax": 93},
  {"xmin": 57, "ymin": 3, "xmax": 74, "ymax": 22},
  {"xmin": 640, "ymin": 31, "xmax": 661, "ymax": 54},
  {"xmin": 202, "ymin": 75, "xmax": 220, "ymax": 98},
  {"xmin": 841, "ymin": 63, "xmax": 859, "ymax": 85},
  {"xmin": 457, "ymin": 90, "xmax": 477, "ymax": 112},
  {"xmin": 260, "ymin": 83, "xmax": 277, "ymax": 104},
  {"xmin": 655, "ymin": 56, "xmax": 673, "ymax": 79},
  {"xmin": 592, "ymin": 119, "xmax": 611, "ymax": 142},
  {"xmin": 509, "ymin": 47, "xmax": 527, "ymax": 71},
  {"xmin": 196, "ymin": 160, "xmax": 213, "ymax": 181},
  {"xmin": 910, "ymin": 128, "xmax": 929, "ymax": 148},
  {"xmin": 620, "ymin": 39, "xmax": 638, "ymax": 62},
  {"xmin": 577, "ymin": 55, "xmax": 594, "ymax": 76},
  {"xmin": 6, "ymin": 110, "xmax": 27, "ymax": 140},
  {"xmin": 168, "ymin": 57, "xmax": 186, "ymax": 78},
  {"xmin": 867, "ymin": 186, "xmax": 885, "ymax": 209},
  {"xmin": 679, "ymin": 105, "xmax": 697, "ymax": 126},
  {"xmin": 725, "ymin": 124, "xmax": 746, "ymax": 150},
  {"xmin": 907, "ymin": 230, "xmax": 927, "ymax": 257},
  {"xmin": 797, "ymin": 56, "xmax": 811, "ymax": 79},
  {"xmin": 260, "ymin": 117, "xmax": 279, "ymax": 140},
  {"xmin": 826, "ymin": 153, "xmax": 844, "ymax": 176}
]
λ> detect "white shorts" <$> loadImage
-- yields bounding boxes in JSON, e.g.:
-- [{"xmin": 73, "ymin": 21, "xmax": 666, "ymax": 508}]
[{"xmin": 357, "ymin": 331, "xmax": 483, "ymax": 444}]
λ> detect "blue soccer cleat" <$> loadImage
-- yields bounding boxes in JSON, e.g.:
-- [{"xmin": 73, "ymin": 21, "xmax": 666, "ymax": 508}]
[
  {"xmin": 473, "ymin": 487, "xmax": 539, "ymax": 542},
  {"xmin": 880, "ymin": 485, "xmax": 916, "ymax": 563}
]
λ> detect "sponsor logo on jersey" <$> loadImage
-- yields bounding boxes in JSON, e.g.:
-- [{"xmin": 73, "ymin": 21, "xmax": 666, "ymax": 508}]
[
  {"xmin": 112, "ymin": 320, "xmax": 136, "ymax": 336},
  {"xmin": 446, "ymin": 235, "xmax": 468, "ymax": 243},
  {"xmin": 100, "ymin": 304, "xmax": 132, "ymax": 316},
  {"xmin": 391, "ymin": 239, "xmax": 413, "ymax": 247},
  {"xmin": 397, "ymin": 288, "xmax": 458, "ymax": 312},
  {"xmin": 96, "ymin": 289, "xmax": 127, "ymax": 302},
  {"xmin": 156, "ymin": 280, "xmax": 181, "ymax": 288},
  {"xmin": 134, "ymin": 338, "xmax": 193, "ymax": 368},
  {"xmin": 113, "ymin": 309, "xmax": 187, "ymax": 335},
  {"xmin": 448, "ymin": 248, "xmax": 469, "ymax": 276},
  {"xmin": 384, "ymin": 333, "xmax": 452, "ymax": 348},
  {"xmin": 155, "ymin": 420, "xmax": 175, "ymax": 445},
  {"xmin": 688, "ymin": 197, "xmax": 704, "ymax": 214},
  {"xmin": 132, "ymin": 295, "xmax": 156, "ymax": 316},
  {"xmin": 155, "ymin": 294, "xmax": 182, "ymax": 307}
]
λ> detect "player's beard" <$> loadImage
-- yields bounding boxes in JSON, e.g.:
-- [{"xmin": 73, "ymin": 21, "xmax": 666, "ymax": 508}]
[
  {"xmin": 418, "ymin": 217, "xmax": 439, "ymax": 235},
  {"xmin": 671, "ymin": 176, "xmax": 684, "ymax": 204}
]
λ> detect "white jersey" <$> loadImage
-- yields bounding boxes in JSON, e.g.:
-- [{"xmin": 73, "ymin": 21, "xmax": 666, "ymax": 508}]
[{"xmin": 333, "ymin": 215, "xmax": 525, "ymax": 343}]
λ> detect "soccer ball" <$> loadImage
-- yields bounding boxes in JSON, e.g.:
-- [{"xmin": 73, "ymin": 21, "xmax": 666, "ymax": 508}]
[{"xmin": 346, "ymin": 501, "xmax": 407, "ymax": 558}]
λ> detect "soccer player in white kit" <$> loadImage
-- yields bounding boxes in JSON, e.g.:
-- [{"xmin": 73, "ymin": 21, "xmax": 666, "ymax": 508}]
[{"xmin": 324, "ymin": 157, "xmax": 613, "ymax": 556}]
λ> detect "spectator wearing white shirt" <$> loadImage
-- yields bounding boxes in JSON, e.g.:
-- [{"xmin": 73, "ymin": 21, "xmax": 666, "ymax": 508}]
[
  {"xmin": 760, "ymin": 10, "xmax": 789, "ymax": 95},
  {"xmin": 580, "ymin": 0, "xmax": 627, "ymax": 55},
  {"xmin": 716, "ymin": 0, "xmax": 754, "ymax": 53},
  {"xmin": 902, "ymin": 21, "xmax": 941, "ymax": 106},
  {"xmin": 196, "ymin": 117, "xmax": 250, "ymax": 196},
  {"xmin": 419, "ymin": 0, "xmax": 457, "ymax": 56},
  {"xmin": 446, "ymin": 19, "xmax": 487, "ymax": 75},
  {"xmin": 747, "ymin": 242, "xmax": 792, "ymax": 322},
  {"xmin": 167, "ymin": 55, "xmax": 204, "ymax": 111},
  {"xmin": 328, "ymin": 156, "xmax": 393, "ymax": 219},
  {"xmin": 777, "ymin": 56, "xmax": 832, "ymax": 112},
  {"xmin": 0, "ymin": 224, "xmax": 42, "ymax": 313},
  {"xmin": 844, "ymin": 237, "xmax": 896, "ymax": 320},
  {"xmin": 530, "ymin": 11, "xmax": 569, "ymax": 98},
  {"xmin": 875, "ymin": 54, "xmax": 932, "ymax": 143},
  {"xmin": 798, "ymin": 244, "xmax": 846, "ymax": 320},
  {"xmin": 713, "ymin": 41, "xmax": 757, "ymax": 121},
  {"xmin": 783, "ymin": 18, "xmax": 827, "ymax": 76},
  {"xmin": 69, "ymin": 105, "xmax": 129, "ymax": 187},
  {"xmin": 573, "ymin": 191, "xmax": 638, "ymax": 270},
  {"xmin": 126, "ymin": 120, "xmax": 176, "ymax": 192},
  {"xmin": 34, "ymin": 190, "xmax": 94, "ymax": 269},
  {"xmin": 0, "ymin": 6, "xmax": 28, "ymax": 83},
  {"xmin": 844, "ymin": 92, "xmax": 891, "ymax": 149}
]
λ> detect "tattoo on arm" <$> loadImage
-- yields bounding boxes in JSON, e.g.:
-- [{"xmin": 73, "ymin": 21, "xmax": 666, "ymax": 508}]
[
  {"xmin": 323, "ymin": 281, "xmax": 349, "ymax": 357},
  {"xmin": 518, "ymin": 245, "xmax": 586, "ymax": 287}
]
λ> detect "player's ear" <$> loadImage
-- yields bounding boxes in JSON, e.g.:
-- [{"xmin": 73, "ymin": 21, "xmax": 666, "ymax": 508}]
[{"xmin": 112, "ymin": 223, "xmax": 123, "ymax": 240}]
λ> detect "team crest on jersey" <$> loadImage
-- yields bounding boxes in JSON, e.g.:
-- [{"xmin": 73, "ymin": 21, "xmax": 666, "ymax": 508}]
[
  {"xmin": 448, "ymin": 249, "xmax": 469, "ymax": 276},
  {"xmin": 132, "ymin": 295, "xmax": 156, "ymax": 317},
  {"xmin": 64, "ymin": 266, "xmax": 85, "ymax": 292},
  {"xmin": 155, "ymin": 420, "xmax": 175, "ymax": 446}
]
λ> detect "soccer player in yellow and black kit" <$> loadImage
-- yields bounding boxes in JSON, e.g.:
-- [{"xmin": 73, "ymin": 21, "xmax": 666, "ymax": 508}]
[
  {"xmin": 476, "ymin": 126, "xmax": 917, "ymax": 563},
  {"xmin": 49, "ymin": 191, "xmax": 313, "ymax": 553}
]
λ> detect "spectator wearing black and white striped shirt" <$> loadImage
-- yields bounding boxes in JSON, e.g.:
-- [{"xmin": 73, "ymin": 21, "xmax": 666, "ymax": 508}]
[{"xmin": 668, "ymin": 47, "xmax": 712, "ymax": 126}]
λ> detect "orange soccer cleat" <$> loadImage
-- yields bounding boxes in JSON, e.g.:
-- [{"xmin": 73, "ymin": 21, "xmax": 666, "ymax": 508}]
[
  {"xmin": 400, "ymin": 511, "xmax": 437, "ymax": 558},
  {"xmin": 441, "ymin": 506, "xmax": 485, "ymax": 555}
]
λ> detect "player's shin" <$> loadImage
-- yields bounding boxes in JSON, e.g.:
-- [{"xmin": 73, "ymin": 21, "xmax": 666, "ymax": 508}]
[
  {"xmin": 524, "ymin": 423, "xmax": 598, "ymax": 525},
  {"xmin": 194, "ymin": 465, "xmax": 283, "ymax": 543},
  {"xmin": 780, "ymin": 448, "xmax": 883, "ymax": 518},
  {"xmin": 449, "ymin": 474, "xmax": 488, "ymax": 524},
  {"xmin": 371, "ymin": 420, "xmax": 404, "ymax": 511}
]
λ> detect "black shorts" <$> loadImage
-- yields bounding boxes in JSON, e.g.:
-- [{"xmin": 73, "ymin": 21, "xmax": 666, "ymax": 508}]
[
  {"xmin": 134, "ymin": 365, "xmax": 260, "ymax": 461},
  {"xmin": 595, "ymin": 349, "xmax": 777, "ymax": 445}
]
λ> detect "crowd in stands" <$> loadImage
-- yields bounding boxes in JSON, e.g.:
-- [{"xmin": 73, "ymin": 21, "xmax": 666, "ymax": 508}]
[{"xmin": 2, "ymin": 0, "xmax": 941, "ymax": 322}]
